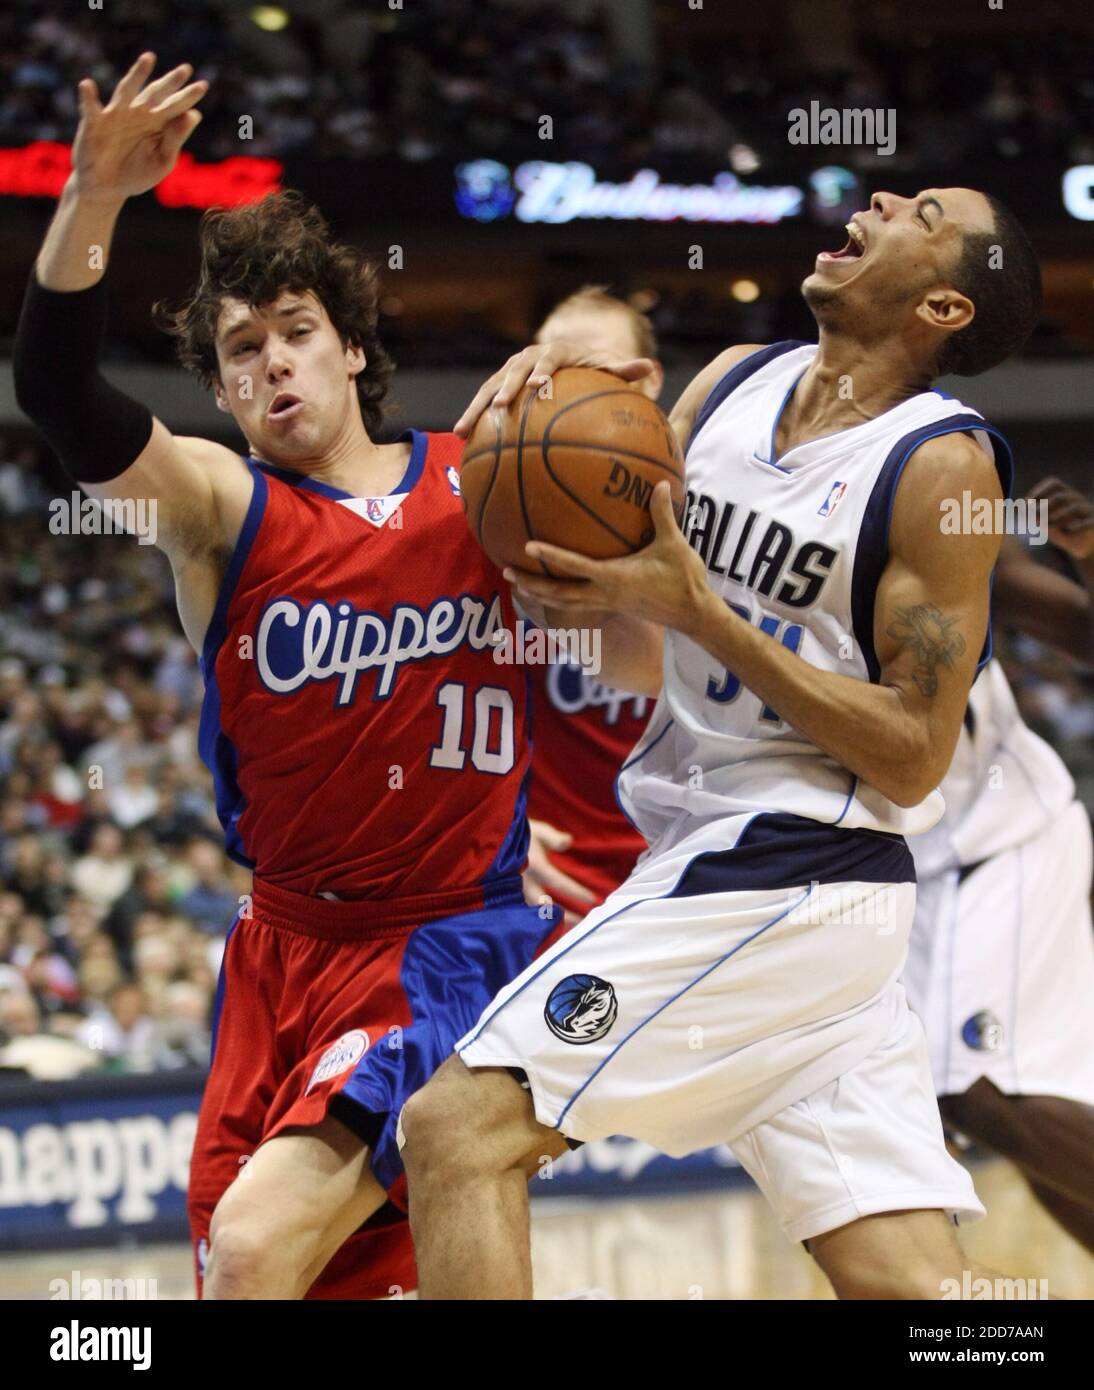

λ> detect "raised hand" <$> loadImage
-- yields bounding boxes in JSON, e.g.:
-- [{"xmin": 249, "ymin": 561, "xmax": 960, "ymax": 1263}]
[{"xmin": 71, "ymin": 52, "xmax": 208, "ymax": 206}]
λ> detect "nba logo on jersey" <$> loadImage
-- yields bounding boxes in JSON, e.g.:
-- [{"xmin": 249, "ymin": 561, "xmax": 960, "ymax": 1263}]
[{"xmin": 818, "ymin": 480, "xmax": 848, "ymax": 517}]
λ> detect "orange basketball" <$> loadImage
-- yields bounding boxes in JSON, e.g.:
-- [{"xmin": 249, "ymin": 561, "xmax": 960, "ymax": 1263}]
[{"xmin": 459, "ymin": 367, "xmax": 685, "ymax": 574}]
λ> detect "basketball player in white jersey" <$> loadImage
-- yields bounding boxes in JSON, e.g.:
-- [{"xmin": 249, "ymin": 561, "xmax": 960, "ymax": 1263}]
[
  {"xmin": 534, "ymin": 291, "xmax": 1094, "ymax": 1254},
  {"xmin": 401, "ymin": 187, "xmax": 1043, "ymax": 1298},
  {"xmin": 908, "ymin": 489, "xmax": 1094, "ymax": 1252}
]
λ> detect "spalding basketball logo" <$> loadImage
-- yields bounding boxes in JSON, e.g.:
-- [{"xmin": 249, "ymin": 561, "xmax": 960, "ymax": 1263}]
[
  {"xmin": 544, "ymin": 974, "xmax": 618, "ymax": 1045},
  {"xmin": 306, "ymin": 1029, "xmax": 370, "ymax": 1093}
]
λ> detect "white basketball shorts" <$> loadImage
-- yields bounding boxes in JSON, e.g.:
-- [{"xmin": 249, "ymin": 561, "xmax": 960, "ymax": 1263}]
[
  {"xmin": 459, "ymin": 810, "xmax": 983, "ymax": 1241},
  {"xmin": 905, "ymin": 799, "xmax": 1094, "ymax": 1105}
]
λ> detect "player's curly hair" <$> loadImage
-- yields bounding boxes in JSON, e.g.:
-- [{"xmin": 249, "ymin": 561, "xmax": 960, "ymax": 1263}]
[{"xmin": 157, "ymin": 191, "xmax": 394, "ymax": 434}]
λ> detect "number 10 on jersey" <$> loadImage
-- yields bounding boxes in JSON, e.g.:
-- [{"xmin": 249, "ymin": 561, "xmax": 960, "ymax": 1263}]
[{"xmin": 430, "ymin": 682, "xmax": 516, "ymax": 774}]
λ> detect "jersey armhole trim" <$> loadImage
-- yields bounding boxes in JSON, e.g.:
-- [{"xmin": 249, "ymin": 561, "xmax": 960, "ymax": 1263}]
[
  {"xmin": 686, "ymin": 341, "xmax": 809, "ymax": 453},
  {"xmin": 849, "ymin": 415, "xmax": 1014, "ymax": 684},
  {"xmin": 200, "ymin": 461, "xmax": 267, "ymax": 676}
]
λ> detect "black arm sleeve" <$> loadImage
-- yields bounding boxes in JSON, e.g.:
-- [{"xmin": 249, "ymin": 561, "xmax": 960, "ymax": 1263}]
[{"xmin": 12, "ymin": 273, "xmax": 154, "ymax": 484}]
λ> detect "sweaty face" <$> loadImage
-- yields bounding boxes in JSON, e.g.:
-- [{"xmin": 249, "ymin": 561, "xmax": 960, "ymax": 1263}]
[
  {"xmin": 802, "ymin": 186, "xmax": 995, "ymax": 327},
  {"xmin": 214, "ymin": 290, "xmax": 365, "ymax": 464}
]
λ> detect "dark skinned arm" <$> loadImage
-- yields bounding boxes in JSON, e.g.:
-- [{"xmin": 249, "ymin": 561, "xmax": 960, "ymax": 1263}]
[
  {"xmin": 992, "ymin": 480, "xmax": 1094, "ymax": 665},
  {"xmin": 507, "ymin": 431, "xmax": 1003, "ymax": 810}
]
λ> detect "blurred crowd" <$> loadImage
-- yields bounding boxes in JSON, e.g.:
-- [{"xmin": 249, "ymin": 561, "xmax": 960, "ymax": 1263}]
[
  {"xmin": 0, "ymin": 0, "xmax": 1090, "ymax": 168},
  {"xmin": 0, "ymin": 434, "xmax": 246, "ymax": 1082},
  {"xmin": 1, "ymin": 434, "xmax": 1092, "ymax": 1081}
]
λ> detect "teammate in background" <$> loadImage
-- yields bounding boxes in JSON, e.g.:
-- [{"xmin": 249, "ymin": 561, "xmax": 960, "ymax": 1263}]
[
  {"xmin": 402, "ymin": 187, "xmax": 1044, "ymax": 1299},
  {"xmin": 12, "ymin": 54, "xmax": 654, "ymax": 1300},
  {"xmin": 523, "ymin": 287, "xmax": 662, "ymax": 922},
  {"xmin": 908, "ymin": 484, "xmax": 1094, "ymax": 1253}
]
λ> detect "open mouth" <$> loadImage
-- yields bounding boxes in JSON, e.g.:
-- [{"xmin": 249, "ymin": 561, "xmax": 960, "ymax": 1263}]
[
  {"xmin": 268, "ymin": 393, "xmax": 303, "ymax": 420},
  {"xmin": 817, "ymin": 221, "xmax": 867, "ymax": 265}
]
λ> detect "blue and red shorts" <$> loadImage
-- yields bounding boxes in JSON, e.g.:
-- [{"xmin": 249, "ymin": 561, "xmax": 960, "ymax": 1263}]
[{"xmin": 187, "ymin": 875, "xmax": 559, "ymax": 1299}]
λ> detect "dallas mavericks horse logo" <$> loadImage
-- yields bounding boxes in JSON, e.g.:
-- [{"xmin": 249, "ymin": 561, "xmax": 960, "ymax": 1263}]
[{"xmin": 545, "ymin": 974, "xmax": 618, "ymax": 1045}]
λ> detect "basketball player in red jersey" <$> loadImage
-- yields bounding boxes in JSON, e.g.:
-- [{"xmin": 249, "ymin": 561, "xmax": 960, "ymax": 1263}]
[
  {"xmin": 12, "ymin": 54, "xmax": 657, "ymax": 1300},
  {"xmin": 524, "ymin": 288, "xmax": 664, "ymax": 923}
]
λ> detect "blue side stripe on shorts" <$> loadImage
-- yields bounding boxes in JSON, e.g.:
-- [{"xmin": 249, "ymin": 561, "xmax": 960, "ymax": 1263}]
[{"xmin": 557, "ymin": 884, "xmax": 815, "ymax": 1127}]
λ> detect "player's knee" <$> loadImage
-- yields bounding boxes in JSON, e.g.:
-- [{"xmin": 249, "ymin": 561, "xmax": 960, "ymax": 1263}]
[
  {"xmin": 400, "ymin": 1074, "xmax": 482, "ymax": 1180},
  {"xmin": 400, "ymin": 1060, "xmax": 528, "ymax": 1182},
  {"xmin": 204, "ymin": 1212, "xmax": 283, "ymax": 1300}
]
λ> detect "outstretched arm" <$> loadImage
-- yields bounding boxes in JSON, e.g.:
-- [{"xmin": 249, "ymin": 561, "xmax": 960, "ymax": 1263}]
[{"xmin": 13, "ymin": 53, "xmax": 247, "ymax": 561}]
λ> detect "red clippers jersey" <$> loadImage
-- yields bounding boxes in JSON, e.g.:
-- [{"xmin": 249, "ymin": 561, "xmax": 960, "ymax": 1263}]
[
  {"xmin": 198, "ymin": 431, "xmax": 529, "ymax": 902},
  {"xmin": 526, "ymin": 661, "xmax": 652, "ymax": 906}
]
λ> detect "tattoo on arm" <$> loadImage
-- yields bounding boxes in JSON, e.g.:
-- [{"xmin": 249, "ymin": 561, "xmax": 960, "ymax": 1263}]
[{"xmin": 885, "ymin": 603, "xmax": 967, "ymax": 697}]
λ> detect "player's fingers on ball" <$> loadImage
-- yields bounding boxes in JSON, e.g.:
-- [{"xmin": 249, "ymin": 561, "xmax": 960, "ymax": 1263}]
[
  {"xmin": 514, "ymin": 578, "xmax": 593, "ymax": 607},
  {"xmin": 527, "ymin": 342, "xmax": 567, "ymax": 384},
  {"xmin": 496, "ymin": 356, "xmax": 539, "ymax": 405},
  {"xmin": 525, "ymin": 540, "xmax": 596, "ymax": 577},
  {"xmin": 650, "ymin": 480, "xmax": 681, "ymax": 531},
  {"xmin": 454, "ymin": 380, "xmax": 503, "ymax": 435},
  {"xmin": 614, "ymin": 356, "xmax": 657, "ymax": 381}
]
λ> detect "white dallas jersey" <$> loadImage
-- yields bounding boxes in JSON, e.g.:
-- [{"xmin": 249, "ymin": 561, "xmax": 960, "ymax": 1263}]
[
  {"xmin": 911, "ymin": 657, "xmax": 1075, "ymax": 880},
  {"xmin": 618, "ymin": 341, "xmax": 1012, "ymax": 849}
]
